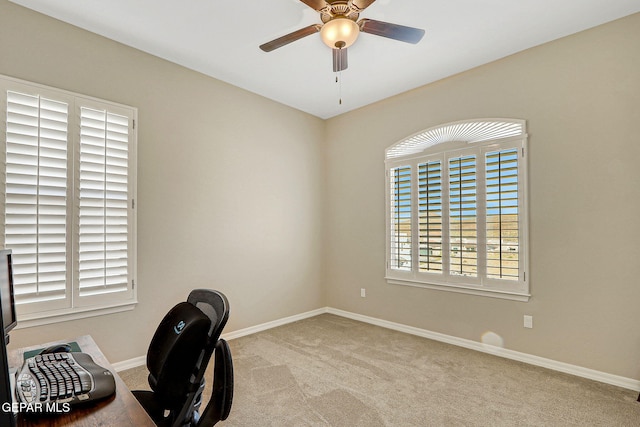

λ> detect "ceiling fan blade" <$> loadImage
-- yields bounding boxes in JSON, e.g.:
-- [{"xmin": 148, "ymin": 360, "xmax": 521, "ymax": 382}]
[
  {"xmin": 332, "ymin": 48, "xmax": 348, "ymax": 72},
  {"xmin": 359, "ymin": 19, "xmax": 425, "ymax": 44},
  {"xmin": 299, "ymin": 0, "xmax": 326, "ymax": 11},
  {"xmin": 259, "ymin": 24, "xmax": 322, "ymax": 52},
  {"xmin": 351, "ymin": 0, "xmax": 376, "ymax": 11}
]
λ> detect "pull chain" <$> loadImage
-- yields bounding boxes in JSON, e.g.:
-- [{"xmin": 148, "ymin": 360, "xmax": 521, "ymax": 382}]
[{"xmin": 336, "ymin": 72, "xmax": 343, "ymax": 105}]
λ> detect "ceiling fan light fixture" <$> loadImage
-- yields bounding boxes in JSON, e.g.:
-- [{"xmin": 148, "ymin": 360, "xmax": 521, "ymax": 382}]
[{"xmin": 320, "ymin": 17, "xmax": 359, "ymax": 49}]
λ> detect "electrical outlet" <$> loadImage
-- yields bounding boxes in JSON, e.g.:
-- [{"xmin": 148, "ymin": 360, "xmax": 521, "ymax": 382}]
[
  {"xmin": 523, "ymin": 315, "xmax": 533, "ymax": 329},
  {"xmin": 360, "ymin": 288, "xmax": 366, "ymax": 298}
]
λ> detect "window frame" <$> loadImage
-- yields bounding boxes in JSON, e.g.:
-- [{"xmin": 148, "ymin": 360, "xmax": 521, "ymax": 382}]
[
  {"xmin": 1, "ymin": 74, "xmax": 138, "ymax": 327},
  {"xmin": 385, "ymin": 119, "xmax": 530, "ymax": 301}
]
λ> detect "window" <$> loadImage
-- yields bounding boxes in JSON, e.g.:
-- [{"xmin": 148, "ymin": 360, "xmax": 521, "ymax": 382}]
[
  {"xmin": 385, "ymin": 119, "xmax": 529, "ymax": 301},
  {"xmin": 1, "ymin": 75, "xmax": 137, "ymax": 325}
]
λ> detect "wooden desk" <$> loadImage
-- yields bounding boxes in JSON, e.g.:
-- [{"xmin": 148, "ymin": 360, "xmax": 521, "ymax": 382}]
[{"xmin": 8, "ymin": 335, "xmax": 155, "ymax": 427}]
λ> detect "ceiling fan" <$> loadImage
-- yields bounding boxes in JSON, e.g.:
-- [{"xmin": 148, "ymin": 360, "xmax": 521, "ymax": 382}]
[{"xmin": 259, "ymin": 0, "xmax": 425, "ymax": 72}]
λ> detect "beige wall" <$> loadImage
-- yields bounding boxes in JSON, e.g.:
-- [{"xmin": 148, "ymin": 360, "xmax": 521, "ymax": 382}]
[
  {"xmin": 0, "ymin": 1, "xmax": 326, "ymax": 363},
  {"xmin": 325, "ymin": 13, "xmax": 640, "ymax": 379}
]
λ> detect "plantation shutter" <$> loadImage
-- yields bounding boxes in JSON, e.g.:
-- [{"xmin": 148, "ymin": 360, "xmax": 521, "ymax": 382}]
[
  {"xmin": 390, "ymin": 166, "xmax": 412, "ymax": 270},
  {"xmin": 78, "ymin": 106, "xmax": 131, "ymax": 297},
  {"xmin": 385, "ymin": 119, "xmax": 528, "ymax": 301},
  {"xmin": 4, "ymin": 90, "xmax": 70, "ymax": 308},
  {"xmin": 2, "ymin": 75, "xmax": 137, "ymax": 322},
  {"xmin": 418, "ymin": 161, "xmax": 443, "ymax": 273},
  {"xmin": 449, "ymin": 155, "xmax": 477, "ymax": 277},
  {"xmin": 485, "ymin": 148, "xmax": 520, "ymax": 280}
]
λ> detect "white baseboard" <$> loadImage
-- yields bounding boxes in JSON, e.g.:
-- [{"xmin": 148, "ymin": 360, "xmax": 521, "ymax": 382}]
[
  {"xmin": 112, "ymin": 355, "xmax": 146, "ymax": 372},
  {"xmin": 221, "ymin": 308, "xmax": 326, "ymax": 341},
  {"xmin": 112, "ymin": 306, "xmax": 640, "ymax": 393}
]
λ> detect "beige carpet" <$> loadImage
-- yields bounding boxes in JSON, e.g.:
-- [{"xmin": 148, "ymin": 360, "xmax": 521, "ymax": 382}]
[{"xmin": 121, "ymin": 314, "xmax": 640, "ymax": 426}]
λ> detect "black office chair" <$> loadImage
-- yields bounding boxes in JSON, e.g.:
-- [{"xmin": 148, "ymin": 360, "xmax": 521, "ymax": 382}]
[
  {"xmin": 196, "ymin": 338, "xmax": 234, "ymax": 426},
  {"xmin": 133, "ymin": 289, "xmax": 229, "ymax": 427}
]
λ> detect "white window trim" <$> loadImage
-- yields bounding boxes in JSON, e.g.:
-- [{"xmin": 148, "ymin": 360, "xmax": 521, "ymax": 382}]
[
  {"xmin": 15, "ymin": 302, "xmax": 137, "ymax": 329},
  {"xmin": 1, "ymin": 74, "xmax": 138, "ymax": 326},
  {"xmin": 385, "ymin": 119, "xmax": 530, "ymax": 302}
]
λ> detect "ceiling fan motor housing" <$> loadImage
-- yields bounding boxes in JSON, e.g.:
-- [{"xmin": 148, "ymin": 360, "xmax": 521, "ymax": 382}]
[{"xmin": 320, "ymin": 1, "xmax": 360, "ymax": 23}]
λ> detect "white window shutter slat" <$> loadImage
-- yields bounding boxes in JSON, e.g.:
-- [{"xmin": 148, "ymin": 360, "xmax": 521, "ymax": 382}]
[
  {"xmin": 418, "ymin": 161, "xmax": 443, "ymax": 273},
  {"xmin": 4, "ymin": 91, "xmax": 69, "ymax": 306},
  {"xmin": 78, "ymin": 107, "xmax": 130, "ymax": 298},
  {"xmin": 449, "ymin": 155, "xmax": 478, "ymax": 278},
  {"xmin": 485, "ymin": 149, "xmax": 520, "ymax": 280},
  {"xmin": 390, "ymin": 166, "xmax": 412, "ymax": 271}
]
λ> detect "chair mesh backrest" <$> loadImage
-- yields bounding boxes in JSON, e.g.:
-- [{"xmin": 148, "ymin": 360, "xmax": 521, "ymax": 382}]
[
  {"xmin": 187, "ymin": 289, "xmax": 229, "ymax": 342},
  {"xmin": 186, "ymin": 289, "xmax": 230, "ymax": 386},
  {"xmin": 146, "ymin": 302, "xmax": 211, "ymax": 406}
]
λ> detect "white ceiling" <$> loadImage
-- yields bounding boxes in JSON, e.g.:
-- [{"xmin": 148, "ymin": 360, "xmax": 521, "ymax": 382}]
[{"xmin": 9, "ymin": 0, "xmax": 640, "ymax": 119}]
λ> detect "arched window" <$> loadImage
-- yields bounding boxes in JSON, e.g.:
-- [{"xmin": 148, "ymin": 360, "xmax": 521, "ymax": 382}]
[{"xmin": 385, "ymin": 119, "xmax": 529, "ymax": 301}]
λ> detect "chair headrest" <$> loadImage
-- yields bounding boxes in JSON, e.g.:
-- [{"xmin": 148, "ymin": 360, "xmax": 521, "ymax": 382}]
[{"xmin": 146, "ymin": 301, "xmax": 212, "ymax": 405}]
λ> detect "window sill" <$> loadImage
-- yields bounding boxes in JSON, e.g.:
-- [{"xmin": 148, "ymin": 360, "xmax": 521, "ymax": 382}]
[
  {"xmin": 15, "ymin": 300, "xmax": 138, "ymax": 329},
  {"xmin": 386, "ymin": 277, "xmax": 530, "ymax": 302}
]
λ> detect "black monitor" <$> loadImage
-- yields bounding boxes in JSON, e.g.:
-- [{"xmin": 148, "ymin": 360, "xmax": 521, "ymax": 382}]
[
  {"xmin": 0, "ymin": 250, "xmax": 16, "ymax": 344},
  {"xmin": 0, "ymin": 249, "xmax": 16, "ymax": 426}
]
